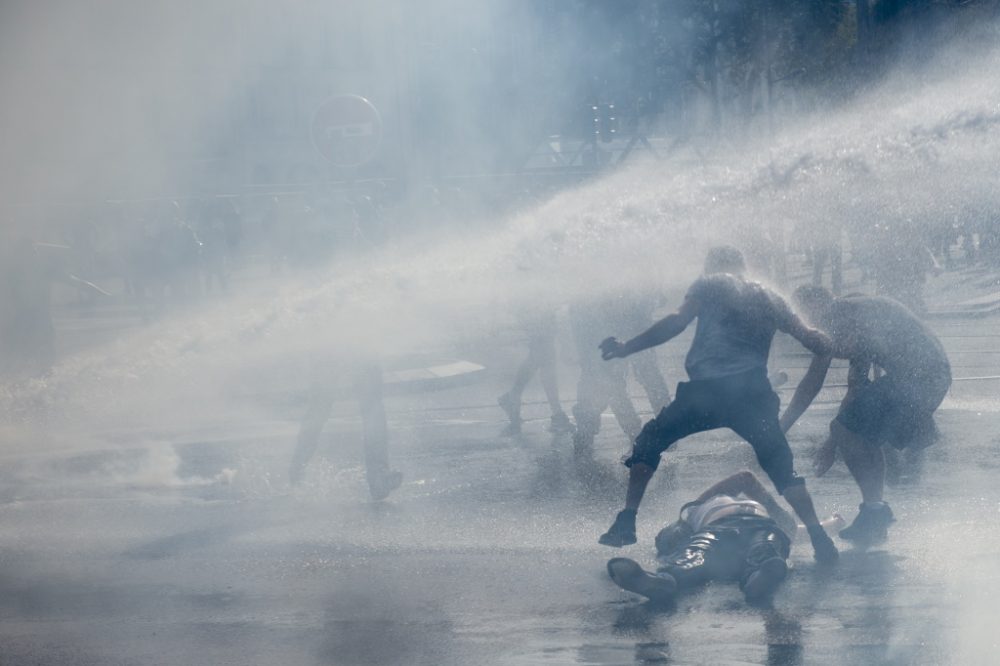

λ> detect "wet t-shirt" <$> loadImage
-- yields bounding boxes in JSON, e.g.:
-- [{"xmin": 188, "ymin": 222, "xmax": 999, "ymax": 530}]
[
  {"xmin": 681, "ymin": 494, "xmax": 769, "ymax": 532},
  {"xmin": 828, "ymin": 295, "xmax": 950, "ymax": 381},
  {"xmin": 684, "ymin": 274, "xmax": 796, "ymax": 380}
]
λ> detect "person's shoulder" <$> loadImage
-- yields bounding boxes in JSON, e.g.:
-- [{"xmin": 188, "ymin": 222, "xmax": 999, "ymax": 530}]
[{"xmin": 686, "ymin": 273, "xmax": 740, "ymax": 302}]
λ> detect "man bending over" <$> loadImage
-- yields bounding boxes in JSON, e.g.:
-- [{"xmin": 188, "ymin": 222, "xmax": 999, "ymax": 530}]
[{"xmin": 781, "ymin": 286, "xmax": 951, "ymax": 545}]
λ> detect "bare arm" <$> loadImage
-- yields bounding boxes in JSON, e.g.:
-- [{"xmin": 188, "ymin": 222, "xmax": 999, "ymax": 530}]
[
  {"xmin": 780, "ymin": 312, "xmax": 833, "ymax": 357},
  {"xmin": 602, "ymin": 296, "xmax": 698, "ymax": 360},
  {"xmin": 779, "ymin": 354, "xmax": 832, "ymax": 433},
  {"xmin": 693, "ymin": 471, "xmax": 797, "ymax": 537}
]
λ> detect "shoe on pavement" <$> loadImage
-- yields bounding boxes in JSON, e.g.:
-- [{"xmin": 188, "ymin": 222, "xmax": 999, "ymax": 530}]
[
  {"xmin": 807, "ymin": 524, "xmax": 839, "ymax": 564},
  {"xmin": 839, "ymin": 502, "xmax": 895, "ymax": 545},
  {"xmin": 742, "ymin": 557, "xmax": 789, "ymax": 602},
  {"xmin": 599, "ymin": 509, "xmax": 637, "ymax": 547},
  {"xmin": 607, "ymin": 557, "xmax": 676, "ymax": 604}
]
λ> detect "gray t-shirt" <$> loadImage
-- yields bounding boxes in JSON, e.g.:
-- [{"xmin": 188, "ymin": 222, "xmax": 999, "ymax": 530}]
[
  {"xmin": 684, "ymin": 274, "xmax": 797, "ymax": 380},
  {"xmin": 828, "ymin": 295, "xmax": 950, "ymax": 380}
]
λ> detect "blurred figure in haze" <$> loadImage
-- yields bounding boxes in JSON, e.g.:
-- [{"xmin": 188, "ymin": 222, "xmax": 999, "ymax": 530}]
[
  {"xmin": 0, "ymin": 231, "xmax": 110, "ymax": 377},
  {"xmin": 781, "ymin": 286, "xmax": 951, "ymax": 546},
  {"xmin": 497, "ymin": 303, "xmax": 572, "ymax": 436},
  {"xmin": 569, "ymin": 297, "xmax": 644, "ymax": 455},
  {"xmin": 290, "ymin": 360, "xmax": 402, "ymax": 501},
  {"xmin": 607, "ymin": 471, "xmax": 797, "ymax": 606},
  {"xmin": 809, "ymin": 218, "xmax": 843, "ymax": 296},
  {"xmin": 596, "ymin": 246, "xmax": 838, "ymax": 563},
  {"xmin": 568, "ymin": 293, "xmax": 671, "ymax": 453},
  {"xmin": 869, "ymin": 224, "xmax": 940, "ymax": 315}
]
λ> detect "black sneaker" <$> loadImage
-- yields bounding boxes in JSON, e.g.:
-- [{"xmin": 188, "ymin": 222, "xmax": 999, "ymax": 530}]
[
  {"xmin": 807, "ymin": 524, "xmax": 839, "ymax": 564},
  {"xmin": 839, "ymin": 502, "xmax": 895, "ymax": 545},
  {"xmin": 599, "ymin": 509, "xmax": 637, "ymax": 547},
  {"xmin": 742, "ymin": 556, "xmax": 789, "ymax": 602},
  {"xmin": 607, "ymin": 557, "xmax": 676, "ymax": 604},
  {"xmin": 368, "ymin": 470, "xmax": 403, "ymax": 501}
]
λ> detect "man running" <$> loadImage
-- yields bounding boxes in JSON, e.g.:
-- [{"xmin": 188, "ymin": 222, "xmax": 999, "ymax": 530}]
[
  {"xmin": 781, "ymin": 286, "xmax": 952, "ymax": 545},
  {"xmin": 597, "ymin": 246, "xmax": 839, "ymax": 563}
]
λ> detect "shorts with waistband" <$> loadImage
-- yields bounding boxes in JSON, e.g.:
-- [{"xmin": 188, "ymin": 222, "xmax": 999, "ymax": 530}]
[{"xmin": 625, "ymin": 368, "xmax": 803, "ymax": 494}]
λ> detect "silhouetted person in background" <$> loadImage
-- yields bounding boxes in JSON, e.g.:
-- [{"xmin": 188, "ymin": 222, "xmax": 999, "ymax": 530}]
[
  {"xmin": 498, "ymin": 303, "xmax": 572, "ymax": 435},
  {"xmin": 290, "ymin": 360, "xmax": 402, "ymax": 501},
  {"xmin": 869, "ymin": 224, "xmax": 940, "ymax": 315},
  {"xmin": 810, "ymin": 219, "xmax": 843, "ymax": 296},
  {"xmin": 569, "ymin": 297, "xmax": 644, "ymax": 455},
  {"xmin": 597, "ymin": 246, "xmax": 838, "ymax": 563}
]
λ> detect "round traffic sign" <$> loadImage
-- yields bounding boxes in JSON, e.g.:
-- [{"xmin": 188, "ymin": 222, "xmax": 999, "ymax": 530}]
[{"xmin": 310, "ymin": 95, "xmax": 382, "ymax": 167}]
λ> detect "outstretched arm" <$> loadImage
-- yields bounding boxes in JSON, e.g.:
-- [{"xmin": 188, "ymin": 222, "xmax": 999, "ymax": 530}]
[
  {"xmin": 601, "ymin": 296, "xmax": 698, "ymax": 360},
  {"xmin": 779, "ymin": 353, "xmax": 832, "ymax": 433}
]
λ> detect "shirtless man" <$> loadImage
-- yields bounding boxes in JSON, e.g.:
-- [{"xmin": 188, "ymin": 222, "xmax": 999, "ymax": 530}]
[
  {"xmin": 597, "ymin": 246, "xmax": 838, "ymax": 563},
  {"xmin": 780, "ymin": 286, "xmax": 951, "ymax": 545}
]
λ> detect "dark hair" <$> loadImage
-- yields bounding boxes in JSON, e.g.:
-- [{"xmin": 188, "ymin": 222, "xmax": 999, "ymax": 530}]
[{"xmin": 704, "ymin": 245, "xmax": 745, "ymax": 275}]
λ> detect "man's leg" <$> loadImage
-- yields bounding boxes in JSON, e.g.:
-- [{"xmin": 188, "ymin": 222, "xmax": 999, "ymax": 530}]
[
  {"xmin": 535, "ymin": 334, "xmax": 571, "ymax": 430},
  {"xmin": 835, "ymin": 420, "xmax": 884, "ymax": 503},
  {"xmin": 355, "ymin": 363, "xmax": 401, "ymax": 501},
  {"xmin": 600, "ymin": 386, "xmax": 713, "ymax": 547},
  {"xmin": 606, "ymin": 362, "xmax": 643, "ymax": 442},
  {"xmin": 740, "ymin": 526, "xmax": 790, "ymax": 602},
  {"xmin": 630, "ymin": 351, "xmax": 672, "ymax": 414},
  {"xmin": 498, "ymin": 343, "xmax": 541, "ymax": 432},
  {"xmin": 836, "ymin": 422, "xmax": 894, "ymax": 543},
  {"xmin": 660, "ymin": 529, "xmax": 740, "ymax": 590},
  {"xmin": 830, "ymin": 381, "xmax": 900, "ymax": 543},
  {"xmin": 290, "ymin": 385, "xmax": 335, "ymax": 485},
  {"xmin": 606, "ymin": 558, "xmax": 677, "ymax": 604},
  {"xmin": 609, "ymin": 530, "xmax": 732, "ymax": 604},
  {"xmin": 730, "ymin": 392, "xmax": 838, "ymax": 563},
  {"xmin": 572, "ymin": 364, "xmax": 611, "ymax": 454}
]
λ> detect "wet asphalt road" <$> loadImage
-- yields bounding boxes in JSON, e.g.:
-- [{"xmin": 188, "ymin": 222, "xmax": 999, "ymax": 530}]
[{"xmin": 2, "ymin": 311, "xmax": 1000, "ymax": 665}]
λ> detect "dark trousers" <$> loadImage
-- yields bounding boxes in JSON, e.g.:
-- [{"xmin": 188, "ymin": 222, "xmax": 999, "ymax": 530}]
[{"xmin": 657, "ymin": 516, "xmax": 790, "ymax": 590}]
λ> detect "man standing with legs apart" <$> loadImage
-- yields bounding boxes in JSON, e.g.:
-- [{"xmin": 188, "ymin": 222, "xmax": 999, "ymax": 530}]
[
  {"xmin": 597, "ymin": 246, "xmax": 839, "ymax": 563},
  {"xmin": 781, "ymin": 286, "xmax": 951, "ymax": 545}
]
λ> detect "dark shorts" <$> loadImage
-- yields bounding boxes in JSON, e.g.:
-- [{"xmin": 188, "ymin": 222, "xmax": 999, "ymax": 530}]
[
  {"xmin": 836, "ymin": 371, "xmax": 950, "ymax": 450},
  {"xmin": 625, "ymin": 369, "xmax": 803, "ymax": 494}
]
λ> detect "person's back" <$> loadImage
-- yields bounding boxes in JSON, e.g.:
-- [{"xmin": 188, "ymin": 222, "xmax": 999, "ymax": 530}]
[
  {"xmin": 830, "ymin": 295, "xmax": 950, "ymax": 381},
  {"xmin": 684, "ymin": 273, "xmax": 795, "ymax": 380}
]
